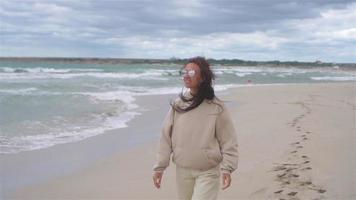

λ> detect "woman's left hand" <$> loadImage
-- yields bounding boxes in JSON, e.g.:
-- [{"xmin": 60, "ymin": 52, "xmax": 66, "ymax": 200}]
[{"xmin": 222, "ymin": 173, "xmax": 231, "ymax": 190}]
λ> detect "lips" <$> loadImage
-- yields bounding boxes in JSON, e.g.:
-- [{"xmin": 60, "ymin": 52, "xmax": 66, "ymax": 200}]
[{"xmin": 183, "ymin": 77, "xmax": 191, "ymax": 84}]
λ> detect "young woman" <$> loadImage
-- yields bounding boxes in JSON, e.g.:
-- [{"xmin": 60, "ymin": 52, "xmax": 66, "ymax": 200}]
[{"xmin": 153, "ymin": 57, "xmax": 238, "ymax": 200}]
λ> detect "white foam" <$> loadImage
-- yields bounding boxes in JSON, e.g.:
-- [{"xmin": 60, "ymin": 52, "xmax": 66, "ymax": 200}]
[
  {"xmin": 0, "ymin": 72, "xmax": 168, "ymax": 80},
  {"xmin": 145, "ymin": 69, "xmax": 180, "ymax": 76},
  {"xmin": 78, "ymin": 90, "xmax": 139, "ymax": 110},
  {"xmin": 0, "ymin": 87, "xmax": 38, "ymax": 94},
  {"xmin": 0, "ymin": 67, "xmax": 103, "ymax": 73},
  {"xmin": 139, "ymin": 87, "xmax": 183, "ymax": 95},
  {"xmin": 235, "ymin": 72, "xmax": 252, "ymax": 77},
  {"xmin": 310, "ymin": 76, "xmax": 356, "ymax": 81},
  {"xmin": 213, "ymin": 66, "xmax": 317, "ymax": 75},
  {"xmin": 0, "ymin": 111, "xmax": 139, "ymax": 154},
  {"xmin": 83, "ymin": 72, "xmax": 168, "ymax": 80}
]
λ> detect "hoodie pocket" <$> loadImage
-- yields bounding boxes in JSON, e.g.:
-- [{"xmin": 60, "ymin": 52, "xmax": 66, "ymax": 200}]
[{"xmin": 204, "ymin": 149, "xmax": 223, "ymax": 165}]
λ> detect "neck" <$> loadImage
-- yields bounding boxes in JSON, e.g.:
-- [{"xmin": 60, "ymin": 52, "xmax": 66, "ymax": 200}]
[{"xmin": 190, "ymin": 88, "xmax": 198, "ymax": 95}]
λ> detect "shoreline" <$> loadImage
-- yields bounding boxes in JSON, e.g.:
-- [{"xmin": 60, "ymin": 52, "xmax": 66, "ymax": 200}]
[
  {"xmin": 1, "ymin": 82, "xmax": 355, "ymax": 199},
  {"xmin": 0, "ymin": 92, "xmax": 177, "ymax": 196},
  {"xmin": 1, "ymin": 82, "xmax": 343, "ymax": 155}
]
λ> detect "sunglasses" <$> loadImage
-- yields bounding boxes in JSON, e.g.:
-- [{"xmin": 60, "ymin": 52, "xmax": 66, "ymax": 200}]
[{"xmin": 180, "ymin": 69, "xmax": 196, "ymax": 78}]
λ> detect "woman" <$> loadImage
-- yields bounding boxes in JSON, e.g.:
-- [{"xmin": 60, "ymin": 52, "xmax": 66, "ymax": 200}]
[{"xmin": 152, "ymin": 57, "xmax": 238, "ymax": 200}]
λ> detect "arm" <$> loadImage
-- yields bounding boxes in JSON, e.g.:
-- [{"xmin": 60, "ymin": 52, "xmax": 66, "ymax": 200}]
[
  {"xmin": 215, "ymin": 103, "xmax": 239, "ymax": 174},
  {"xmin": 153, "ymin": 107, "xmax": 174, "ymax": 172}
]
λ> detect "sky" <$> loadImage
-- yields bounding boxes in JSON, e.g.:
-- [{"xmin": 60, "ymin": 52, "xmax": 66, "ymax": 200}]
[{"xmin": 1, "ymin": 0, "xmax": 355, "ymax": 63}]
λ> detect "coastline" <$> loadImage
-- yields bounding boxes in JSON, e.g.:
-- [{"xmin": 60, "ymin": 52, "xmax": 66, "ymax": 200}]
[{"xmin": 1, "ymin": 82, "xmax": 355, "ymax": 199}]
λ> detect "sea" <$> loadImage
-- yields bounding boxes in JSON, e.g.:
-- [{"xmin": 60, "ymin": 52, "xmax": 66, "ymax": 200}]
[{"xmin": 0, "ymin": 60, "xmax": 355, "ymax": 154}]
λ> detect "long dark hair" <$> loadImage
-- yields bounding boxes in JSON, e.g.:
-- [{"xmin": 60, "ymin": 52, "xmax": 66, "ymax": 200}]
[{"xmin": 172, "ymin": 56, "xmax": 219, "ymax": 113}]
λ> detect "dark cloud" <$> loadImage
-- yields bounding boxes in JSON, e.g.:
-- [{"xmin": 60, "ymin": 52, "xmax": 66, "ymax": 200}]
[
  {"xmin": 1, "ymin": 0, "xmax": 355, "ymax": 62},
  {"xmin": 77, "ymin": 0, "xmax": 354, "ymax": 36}
]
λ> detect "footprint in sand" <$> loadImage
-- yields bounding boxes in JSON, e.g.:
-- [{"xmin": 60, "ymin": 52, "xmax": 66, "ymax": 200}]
[
  {"xmin": 318, "ymin": 189, "xmax": 327, "ymax": 193},
  {"xmin": 309, "ymin": 186, "xmax": 327, "ymax": 194},
  {"xmin": 282, "ymin": 181, "xmax": 290, "ymax": 185},
  {"xmin": 300, "ymin": 181, "xmax": 313, "ymax": 186},
  {"xmin": 287, "ymin": 191, "xmax": 298, "ymax": 196},
  {"xmin": 282, "ymin": 163, "xmax": 297, "ymax": 166},
  {"xmin": 288, "ymin": 174, "xmax": 299, "ymax": 178},
  {"xmin": 277, "ymin": 173, "xmax": 287, "ymax": 178},
  {"xmin": 274, "ymin": 190, "xmax": 283, "ymax": 194},
  {"xmin": 285, "ymin": 167, "xmax": 297, "ymax": 172},
  {"xmin": 273, "ymin": 166, "xmax": 287, "ymax": 171},
  {"xmin": 301, "ymin": 135, "xmax": 308, "ymax": 140},
  {"xmin": 297, "ymin": 146, "xmax": 303, "ymax": 149},
  {"xmin": 301, "ymin": 167, "xmax": 312, "ymax": 171}
]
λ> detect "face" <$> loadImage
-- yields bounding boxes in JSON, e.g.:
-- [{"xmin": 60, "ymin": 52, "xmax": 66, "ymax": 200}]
[{"xmin": 182, "ymin": 63, "xmax": 202, "ymax": 90}]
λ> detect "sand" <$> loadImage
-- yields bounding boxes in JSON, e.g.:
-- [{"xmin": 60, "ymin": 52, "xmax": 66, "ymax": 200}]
[{"xmin": 2, "ymin": 82, "xmax": 355, "ymax": 200}]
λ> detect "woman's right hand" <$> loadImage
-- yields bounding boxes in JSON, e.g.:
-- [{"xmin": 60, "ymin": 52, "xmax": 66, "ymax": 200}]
[{"xmin": 153, "ymin": 171, "xmax": 163, "ymax": 189}]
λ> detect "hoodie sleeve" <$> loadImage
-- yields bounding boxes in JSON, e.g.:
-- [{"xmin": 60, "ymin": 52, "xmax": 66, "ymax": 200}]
[
  {"xmin": 215, "ymin": 102, "xmax": 239, "ymax": 174},
  {"xmin": 153, "ymin": 107, "xmax": 174, "ymax": 172}
]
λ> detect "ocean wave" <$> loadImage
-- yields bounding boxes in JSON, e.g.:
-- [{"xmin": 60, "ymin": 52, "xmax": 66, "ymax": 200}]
[
  {"xmin": 213, "ymin": 66, "xmax": 320, "ymax": 75},
  {"xmin": 0, "ymin": 88, "xmax": 141, "ymax": 154},
  {"xmin": 0, "ymin": 87, "xmax": 38, "ymax": 94},
  {"xmin": 0, "ymin": 71, "xmax": 169, "ymax": 80},
  {"xmin": 0, "ymin": 67, "xmax": 103, "ymax": 73},
  {"xmin": 276, "ymin": 72, "xmax": 294, "ymax": 77},
  {"xmin": 0, "ymin": 67, "xmax": 177, "ymax": 78},
  {"xmin": 78, "ymin": 90, "xmax": 139, "ymax": 110},
  {"xmin": 0, "ymin": 110, "xmax": 139, "ymax": 154},
  {"xmin": 310, "ymin": 76, "xmax": 356, "ymax": 81},
  {"xmin": 144, "ymin": 69, "xmax": 181, "ymax": 76},
  {"xmin": 235, "ymin": 72, "xmax": 252, "ymax": 77}
]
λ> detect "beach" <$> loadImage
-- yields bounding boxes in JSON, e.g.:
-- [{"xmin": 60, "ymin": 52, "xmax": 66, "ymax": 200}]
[{"xmin": 1, "ymin": 82, "xmax": 355, "ymax": 200}]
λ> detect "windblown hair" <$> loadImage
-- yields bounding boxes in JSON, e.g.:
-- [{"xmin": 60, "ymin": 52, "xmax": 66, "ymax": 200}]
[{"xmin": 172, "ymin": 56, "xmax": 221, "ymax": 113}]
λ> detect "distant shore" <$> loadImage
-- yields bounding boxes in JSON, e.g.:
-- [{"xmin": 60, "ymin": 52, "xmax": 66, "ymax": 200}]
[
  {"xmin": 2, "ymin": 82, "xmax": 355, "ymax": 199},
  {"xmin": 1, "ymin": 56, "xmax": 355, "ymax": 68}
]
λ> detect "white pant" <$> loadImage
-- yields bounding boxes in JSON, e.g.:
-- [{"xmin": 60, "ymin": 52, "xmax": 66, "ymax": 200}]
[{"xmin": 175, "ymin": 165, "xmax": 220, "ymax": 200}]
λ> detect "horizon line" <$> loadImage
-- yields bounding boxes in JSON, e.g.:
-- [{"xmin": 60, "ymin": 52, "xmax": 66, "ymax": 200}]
[{"xmin": 0, "ymin": 56, "xmax": 354, "ymax": 64}]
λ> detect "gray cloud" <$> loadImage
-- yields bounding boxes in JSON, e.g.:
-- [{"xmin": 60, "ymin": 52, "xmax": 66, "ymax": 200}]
[{"xmin": 1, "ymin": 0, "xmax": 355, "ymax": 62}]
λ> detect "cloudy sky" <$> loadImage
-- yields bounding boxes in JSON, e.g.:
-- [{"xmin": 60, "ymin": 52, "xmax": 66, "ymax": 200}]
[{"xmin": 1, "ymin": 0, "xmax": 355, "ymax": 62}]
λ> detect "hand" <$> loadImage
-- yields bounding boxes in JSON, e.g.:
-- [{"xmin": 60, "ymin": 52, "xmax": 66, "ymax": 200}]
[
  {"xmin": 153, "ymin": 171, "xmax": 163, "ymax": 189},
  {"xmin": 222, "ymin": 173, "xmax": 231, "ymax": 190}
]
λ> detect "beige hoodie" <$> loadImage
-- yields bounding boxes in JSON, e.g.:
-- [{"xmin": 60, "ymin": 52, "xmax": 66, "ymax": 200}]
[{"xmin": 153, "ymin": 92, "xmax": 238, "ymax": 174}]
